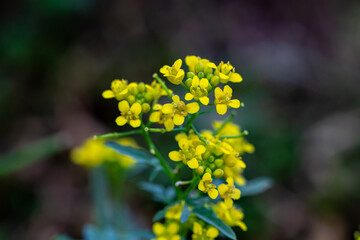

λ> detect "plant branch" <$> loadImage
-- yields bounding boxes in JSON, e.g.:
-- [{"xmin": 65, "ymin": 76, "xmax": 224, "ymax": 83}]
[
  {"xmin": 93, "ymin": 130, "xmax": 142, "ymax": 140},
  {"xmin": 212, "ymin": 111, "xmax": 236, "ymax": 136},
  {"xmin": 218, "ymin": 130, "xmax": 249, "ymax": 139},
  {"xmin": 153, "ymin": 73, "xmax": 173, "ymax": 98}
]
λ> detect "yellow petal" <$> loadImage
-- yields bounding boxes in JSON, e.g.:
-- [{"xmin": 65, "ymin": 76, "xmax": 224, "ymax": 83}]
[
  {"xmin": 118, "ymin": 100, "xmax": 130, "ymax": 113},
  {"xmin": 226, "ymin": 177, "xmax": 234, "ymax": 186},
  {"xmin": 153, "ymin": 222, "xmax": 165, "ymax": 235},
  {"xmin": 164, "ymin": 119, "xmax": 174, "ymax": 131},
  {"xmin": 203, "ymin": 172, "xmax": 212, "ymax": 181},
  {"xmin": 102, "ymin": 90, "xmax": 114, "ymax": 99},
  {"xmin": 214, "ymin": 87, "xmax": 222, "ymax": 98},
  {"xmin": 185, "ymin": 56, "xmax": 198, "ymax": 68},
  {"xmin": 229, "ymin": 72, "xmax": 243, "ymax": 83},
  {"xmin": 185, "ymin": 93, "xmax": 194, "ymax": 101},
  {"xmin": 173, "ymin": 59, "xmax": 182, "ymax": 71},
  {"xmin": 224, "ymin": 85, "xmax": 233, "ymax": 95},
  {"xmin": 160, "ymin": 65, "xmax": 170, "ymax": 74},
  {"xmin": 196, "ymin": 145, "xmax": 206, "ymax": 156},
  {"xmin": 129, "ymin": 119, "xmax": 141, "ymax": 128},
  {"xmin": 199, "ymin": 96, "xmax": 209, "ymax": 105},
  {"xmin": 115, "ymin": 116, "xmax": 127, "ymax": 126},
  {"xmin": 167, "ymin": 222, "xmax": 179, "ymax": 234},
  {"xmin": 186, "ymin": 102, "xmax": 200, "ymax": 114},
  {"xmin": 192, "ymin": 76, "xmax": 199, "ymax": 87},
  {"xmin": 162, "ymin": 104, "xmax": 174, "ymax": 114},
  {"xmin": 187, "ymin": 158, "xmax": 199, "ymax": 169},
  {"xmin": 172, "ymin": 95, "xmax": 180, "ymax": 102},
  {"xmin": 224, "ymin": 198, "xmax": 233, "ymax": 208},
  {"xmin": 207, "ymin": 62, "xmax": 217, "ymax": 69},
  {"xmin": 174, "ymin": 69, "xmax": 185, "ymax": 84},
  {"xmin": 199, "ymin": 78, "xmax": 209, "ymax": 88},
  {"xmin": 236, "ymin": 221, "xmax": 248, "ymax": 231},
  {"xmin": 149, "ymin": 112, "xmax": 161, "ymax": 122},
  {"xmin": 216, "ymin": 104, "xmax": 227, "ymax": 115},
  {"xmin": 173, "ymin": 114, "xmax": 185, "ymax": 125},
  {"xmin": 208, "ymin": 189, "xmax": 219, "ymax": 199},
  {"xmin": 232, "ymin": 188, "xmax": 241, "ymax": 199},
  {"xmin": 229, "ymin": 99, "xmax": 240, "ymax": 108},
  {"xmin": 198, "ymin": 181, "xmax": 205, "ymax": 191},
  {"xmin": 169, "ymin": 151, "xmax": 182, "ymax": 161},
  {"xmin": 119, "ymin": 88, "xmax": 128, "ymax": 96},
  {"xmin": 218, "ymin": 184, "xmax": 228, "ymax": 195},
  {"xmin": 206, "ymin": 227, "xmax": 219, "ymax": 238},
  {"xmin": 130, "ymin": 102, "xmax": 142, "ymax": 115},
  {"xmin": 193, "ymin": 222, "xmax": 202, "ymax": 235},
  {"xmin": 219, "ymin": 72, "xmax": 229, "ymax": 80},
  {"xmin": 153, "ymin": 104, "xmax": 162, "ymax": 110}
]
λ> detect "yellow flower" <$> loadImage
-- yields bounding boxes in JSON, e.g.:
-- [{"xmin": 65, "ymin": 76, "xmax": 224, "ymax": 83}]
[
  {"xmin": 160, "ymin": 59, "xmax": 185, "ymax": 85},
  {"xmin": 116, "ymin": 101, "xmax": 142, "ymax": 128},
  {"xmin": 214, "ymin": 85, "xmax": 241, "ymax": 115},
  {"xmin": 192, "ymin": 222, "xmax": 219, "ymax": 240},
  {"xmin": 162, "ymin": 95, "xmax": 199, "ymax": 126},
  {"xmin": 185, "ymin": 56, "xmax": 217, "ymax": 73},
  {"xmin": 169, "ymin": 138, "xmax": 206, "ymax": 169},
  {"xmin": 198, "ymin": 173, "xmax": 218, "ymax": 199},
  {"xmin": 185, "ymin": 76, "xmax": 210, "ymax": 105},
  {"xmin": 70, "ymin": 138, "xmax": 138, "ymax": 168},
  {"xmin": 152, "ymin": 222, "xmax": 181, "ymax": 240},
  {"xmin": 213, "ymin": 202, "xmax": 247, "ymax": 231},
  {"xmin": 149, "ymin": 104, "xmax": 175, "ymax": 131},
  {"xmin": 218, "ymin": 177, "xmax": 241, "ymax": 208},
  {"xmin": 102, "ymin": 79, "xmax": 129, "ymax": 101},
  {"xmin": 223, "ymin": 164, "xmax": 246, "ymax": 186},
  {"xmin": 165, "ymin": 202, "xmax": 184, "ymax": 220},
  {"xmin": 215, "ymin": 61, "xmax": 243, "ymax": 84}
]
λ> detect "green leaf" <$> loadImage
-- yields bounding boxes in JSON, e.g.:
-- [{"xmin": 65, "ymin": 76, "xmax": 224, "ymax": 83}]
[
  {"xmin": 193, "ymin": 207, "xmax": 236, "ymax": 240},
  {"xmin": 237, "ymin": 177, "xmax": 274, "ymax": 196},
  {"xmin": 149, "ymin": 166, "xmax": 162, "ymax": 182},
  {"xmin": 105, "ymin": 141, "xmax": 159, "ymax": 166},
  {"xmin": 52, "ymin": 235, "xmax": 75, "ymax": 240},
  {"xmin": 139, "ymin": 182, "xmax": 175, "ymax": 203},
  {"xmin": 180, "ymin": 205, "xmax": 191, "ymax": 223},
  {"xmin": 153, "ymin": 207, "xmax": 167, "ymax": 222},
  {"xmin": 0, "ymin": 134, "xmax": 65, "ymax": 177}
]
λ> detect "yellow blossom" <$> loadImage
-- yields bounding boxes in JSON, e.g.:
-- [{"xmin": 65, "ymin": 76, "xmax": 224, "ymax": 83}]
[
  {"xmin": 162, "ymin": 95, "xmax": 199, "ymax": 126},
  {"xmin": 149, "ymin": 104, "xmax": 175, "ymax": 131},
  {"xmin": 160, "ymin": 59, "xmax": 185, "ymax": 85},
  {"xmin": 218, "ymin": 177, "xmax": 241, "ymax": 208},
  {"xmin": 215, "ymin": 61, "xmax": 243, "ymax": 84},
  {"xmin": 198, "ymin": 173, "xmax": 218, "ymax": 199},
  {"xmin": 165, "ymin": 202, "xmax": 184, "ymax": 220},
  {"xmin": 116, "ymin": 101, "xmax": 142, "ymax": 128},
  {"xmin": 214, "ymin": 85, "xmax": 241, "ymax": 115},
  {"xmin": 169, "ymin": 138, "xmax": 206, "ymax": 169},
  {"xmin": 70, "ymin": 138, "xmax": 138, "ymax": 168},
  {"xmin": 152, "ymin": 222, "xmax": 181, "ymax": 240},
  {"xmin": 213, "ymin": 202, "xmax": 247, "ymax": 231},
  {"xmin": 102, "ymin": 79, "xmax": 129, "ymax": 101},
  {"xmin": 223, "ymin": 164, "xmax": 246, "ymax": 186},
  {"xmin": 185, "ymin": 56, "xmax": 217, "ymax": 73},
  {"xmin": 192, "ymin": 222, "xmax": 219, "ymax": 240},
  {"xmin": 185, "ymin": 76, "xmax": 210, "ymax": 105}
]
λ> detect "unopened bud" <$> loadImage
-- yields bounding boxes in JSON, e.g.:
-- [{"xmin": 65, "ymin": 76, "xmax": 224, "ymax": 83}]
[{"xmin": 213, "ymin": 169, "xmax": 224, "ymax": 178}]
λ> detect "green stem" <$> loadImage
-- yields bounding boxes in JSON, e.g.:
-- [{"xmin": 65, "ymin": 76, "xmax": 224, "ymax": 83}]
[
  {"xmin": 219, "ymin": 130, "xmax": 248, "ymax": 139},
  {"xmin": 182, "ymin": 172, "xmax": 200, "ymax": 198},
  {"xmin": 153, "ymin": 73, "xmax": 173, "ymax": 98},
  {"xmin": 185, "ymin": 113, "xmax": 198, "ymax": 132},
  {"xmin": 191, "ymin": 125, "xmax": 208, "ymax": 144},
  {"xmin": 93, "ymin": 130, "xmax": 142, "ymax": 140},
  {"xmin": 147, "ymin": 127, "xmax": 186, "ymax": 133},
  {"xmin": 197, "ymin": 109, "xmax": 217, "ymax": 115},
  {"xmin": 212, "ymin": 111, "xmax": 236, "ymax": 136},
  {"xmin": 180, "ymin": 82, "xmax": 190, "ymax": 92}
]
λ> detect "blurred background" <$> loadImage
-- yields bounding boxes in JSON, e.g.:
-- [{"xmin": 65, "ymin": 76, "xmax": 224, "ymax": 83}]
[{"xmin": 1, "ymin": 0, "xmax": 360, "ymax": 239}]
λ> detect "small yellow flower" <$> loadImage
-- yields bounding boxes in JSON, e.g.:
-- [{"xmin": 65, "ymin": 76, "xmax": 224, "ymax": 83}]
[
  {"xmin": 165, "ymin": 202, "xmax": 184, "ymax": 220},
  {"xmin": 223, "ymin": 164, "xmax": 246, "ymax": 186},
  {"xmin": 218, "ymin": 177, "xmax": 241, "ymax": 208},
  {"xmin": 185, "ymin": 56, "xmax": 217, "ymax": 73},
  {"xmin": 102, "ymin": 79, "xmax": 129, "ymax": 101},
  {"xmin": 116, "ymin": 100, "xmax": 142, "ymax": 128},
  {"xmin": 185, "ymin": 76, "xmax": 210, "ymax": 105},
  {"xmin": 214, "ymin": 85, "xmax": 241, "ymax": 115},
  {"xmin": 192, "ymin": 221, "xmax": 219, "ymax": 240},
  {"xmin": 160, "ymin": 59, "xmax": 185, "ymax": 85},
  {"xmin": 198, "ymin": 173, "xmax": 218, "ymax": 199},
  {"xmin": 215, "ymin": 61, "xmax": 243, "ymax": 84},
  {"xmin": 169, "ymin": 138, "xmax": 206, "ymax": 169},
  {"xmin": 149, "ymin": 104, "xmax": 175, "ymax": 131},
  {"xmin": 162, "ymin": 95, "xmax": 199, "ymax": 126},
  {"xmin": 152, "ymin": 222, "xmax": 181, "ymax": 240},
  {"xmin": 213, "ymin": 201, "xmax": 247, "ymax": 231}
]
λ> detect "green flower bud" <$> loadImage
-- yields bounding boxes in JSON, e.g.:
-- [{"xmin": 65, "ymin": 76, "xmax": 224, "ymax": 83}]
[
  {"xmin": 138, "ymin": 82, "xmax": 145, "ymax": 92},
  {"xmin": 206, "ymin": 73, "xmax": 213, "ymax": 80},
  {"xmin": 210, "ymin": 76, "xmax": 220, "ymax": 86},
  {"xmin": 196, "ymin": 166, "xmax": 204, "ymax": 175},
  {"xmin": 209, "ymin": 163, "xmax": 216, "ymax": 170},
  {"xmin": 214, "ymin": 159, "xmax": 224, "ymax": 168},
  {"xmin": 208, "ymin": 156, "xmax": 215, "ymax": 163},
  {"xmin": 205, "ymin": 168, "xmax": 212, "ymax": 175},
  {"xmin": 131, "ymin": 87, "xmax": 139, "ymax": 96},
  {"xmin": 142, "ymin": 103, "xmax": 151, "ymax": 113},
  {"xmin": 187, "ymin": 72, "xmax": 195, "ymax": 79},
  {"xmin": 185, "ymin": 79, "xmax": 192, "ymax": 88},
  {"xmin": 127, "ymin": 95, "xmax": 136, "ymax": 105},
  {"xmin": 144, "ymin": 92, "xmax": 153, "ymax": 102},
  {"xmin": 195, "ymin": 62, "xmax": 204, "ymax": 73},
  {"xmin": 204, "ymin": 66, "xmax": 213, "ymax": 75},
  {"xmin": 213, "ymin": 169, "xmax": 224, "ymax": 178},
  {"xmin": 198, "ymin": 72, "xmax": 205, "ymax": 79},
  {"xmin": 202, "ymin": 151, "xmax": 211, "ymax": 160}
]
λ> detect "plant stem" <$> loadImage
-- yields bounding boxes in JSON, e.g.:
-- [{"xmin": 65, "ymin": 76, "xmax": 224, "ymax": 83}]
[
  {"xmin": 93, "ymin": 130, "xmax": 142, "ymax": 140},
  {"xmin": 218, "ymin": 130, "xmax": 248, "ymax": 139},
  {"xmin": 212, "ymin": 111, "xmax": 236, "ymax": 136},
  {"xmin": 153, "ymin": 73, "xmax": 173, "ymax": 98},
  {"xmin": 182, "ymin": 172, "xmax": 200, "ymax": 199},
  {"xmin": 180, "ymin": 82, "xmax": 190, "ymax": 92}
]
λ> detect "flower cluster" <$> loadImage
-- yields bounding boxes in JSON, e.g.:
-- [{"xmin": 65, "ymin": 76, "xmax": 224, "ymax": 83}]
[{"xmin": 70, "ymin": 138, "xmax": 138, "ymax": 168}]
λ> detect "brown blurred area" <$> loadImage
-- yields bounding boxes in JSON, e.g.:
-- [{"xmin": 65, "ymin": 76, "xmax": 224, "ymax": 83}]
[{"xmin": 0, "ymin": 0, "xmax": 360, "ymax": 239}]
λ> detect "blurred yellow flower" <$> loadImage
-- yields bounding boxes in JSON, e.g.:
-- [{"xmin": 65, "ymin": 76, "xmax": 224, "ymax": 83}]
[
  {"xmin": 215, "ymin": 61, "xmax": 243, "ymax": 84},
  {"xmin": 213, "ymin": 201, "xmax": 247, "ymax": 231},
  {"xmin": 185, "ymin": 56, "xmax": 217, "ymax": 73},
  {"xmin": 116, "ymin": 101, "xmax": 142, "ymax": 128},
  {"xmin": 165, "ymin": 201, "xmax": 184, "ymax": 220},
  {"xmin": 102, "ymin": 79, "xmax": 129, "ymax": 101},
  {"xmin": 218, "ymin": 177, "xmax": 241, "ymax": 208},
  {"xmin": 152, "ymin": 222, "xmax": 181, "ymax": 240},
  {"xmin": 192, "ymin": 221, "xmax": 219, "ymax": 240},
  {"xmin": 198, "ymin": 173, "xmax": 218, "ymax": 199}
]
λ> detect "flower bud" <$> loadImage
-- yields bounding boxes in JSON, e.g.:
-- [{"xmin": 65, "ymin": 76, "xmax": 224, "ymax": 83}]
[
  {"xmin": 202, "ymin": 151, "xmax": 211, "ymax": 160},
  {"xmin": 198, "ymin": 72, "xmax": 205, "ymax": 79},
  {"xmin": 130, "ymin": 87, "xmax": 139, "ymax": 95},
  {"xmin": 127, "ymin": 95, "xmax": 136, "ymax": 105},
  {"xmin": 196, "ymin": 166, "xmax": 204, "ymax": 175},
  {"xmin": 144, "ymin": 92, "xmax": 153, "ymax": 102},
  {"xmin": 205, "ymin": 168, "xmax": 212, "ymax": 175},
  {"xmin": 208, "ymin": 156, "xmax": 215, "ymax": 163},
  {"xmin": 214, "ymin": 159, "xmax": 224, "ymax": 167},
  {"xmin": 187, "ymin": 72, "xmax": 195, "ymax": 79},
  {"xmin": 209, "ymin": 163, "xmax": 216, "ymax": 170},
  {"xmin": 213, "ymin": 169, "xmax": 224, "ymax": 178},
  {"xmin": 210, "ymin": 76, "xmax": 220, "ymax": 86},
  {"xmin": 142, "ymin": 103, "xmax": 151, "ymax": 113},
  {"xmin": 138, "ymin": 82, "xmax": 145, "ymax": 92},
  {"xmin": 195, "ymin": 62, "xmax": 204, "ymax": 73},
  {"xmin": 204, "ymin": 66, "xmax": 213, "ymax": 75},
  {"xmin": 185, "ymin": 79, "xmax": 192, "ymax": 88}
]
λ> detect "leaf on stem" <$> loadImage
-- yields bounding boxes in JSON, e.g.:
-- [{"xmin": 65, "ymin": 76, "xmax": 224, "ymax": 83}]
[
  {"xmin": 139, "ymin": 182, "xmax": 175, "ymax": 203},
  {"xmin": 237, "ymin": 177, "xmax": 274, "ymax": 196},
  {"xmin": 180, "ymin": 205, "xmax": 192, "ymax": 223}
]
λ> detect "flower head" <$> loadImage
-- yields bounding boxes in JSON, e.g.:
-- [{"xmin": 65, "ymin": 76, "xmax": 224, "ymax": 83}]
[
  {"xmin": 185, "ymin": 56, "xmax": 217, "ymax": 74},
  {"xmin": 116, "ymin": 100, "xmax": 142, "ymax": 128},
  {"xmin": 218, "ymin": 177, "xmax": 241, "ymax": 208},
  {"xmin": 185, "ymin": 76, "xmax": 210, "ymax": 105},
  {"xmin": 162, "ymin": 95, "xmax": 199, "ymax": 126},
  {"xmin": 165, "ymin": 202, "xmax": 184, "ymax": 220},
  {"xmin": 214, "ymin": 85, "xmax": 241, "ymax": 115},
  {"xmin": 198, "ymin": 173, "xmax": 218, "ymax": 199},
  {"xmin": 169, "ymin": 137, "xmax": 206, "ymax": 169},
  {"xmin": 160, "ymin": 59, "xmax": 185, "ymax": 85},
  {"xmin": 102, "ymin": 79, "xmax": 129, "ymax": 101},
  {"xmin": 213, "ymin": 202, "xmax": 247, "ymax": 231},
  {"xmin": 192, "ymin": 221, "xmax": 219, "ymax": 240},
  {"xmin": 215, "ymin": 61, "xmax": 243, "ymax": 84},
  {"xmin": 152, "ymin": 222, "xmax": 181, "ymax": 240}
]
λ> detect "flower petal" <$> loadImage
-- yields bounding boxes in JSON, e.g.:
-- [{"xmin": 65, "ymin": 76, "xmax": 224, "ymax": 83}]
[
  {"xmin": 214, "ymin": 87, "xmax": 222, "ymax": 98},
  {"xmin": 186, "ymin": 102, "xmax": 200, "ymax": 114},
  {"xmin": 192, "ymin": 76, "xmax": 199, "ymax": 87},
  {"xmin": 149, "ymin": 112, "xmax": 161, "ymax": 122},
  {"xmin": 203, "ymin": 172, "xmax": 212, "ymax": 181},
  {"xmin": 229, "ymin": 99, "xmax": 240, "ymax": 108},
  {"xmin": 172, "ymin": 95, "xmax": 180, "ymax": 103},
  {"xmin": 185, "ymin": 93, "xmax": 194, "ymax": 101},
  {"xmin": 169, "ymin": 151, "xmax": 182, "ymax": 161},
  {"xmin": 224, "ymin": 198, "xmax": 233, "ymax": 208},
  {"xmin": 208, "ymin": 189, "xmax": 219, "ymax": 199},
  {"xmin": 229, "ymin": 72, "xmax": 243, "ymax": 83},
  {"xmin": 216, "ymin": 104, "xmax": 228, "ymax": 115},
  {"xmin": 130, "ymin": 102, "xmax": 142, "ymax": 115},
  {"xmin": 199, "ymin": 96, "xmax": 209, "ymax": 105},
  {"xmin": 173, "ymin": 59, "xmax": 182, "ymax": 71},
  {"xmin": 115, "ymin": 116, "xmax": 127, "ymax": 126},
  {"xmin": 129, "ymin": 119, "xmax": 141, "ymax": 128},
  {"xmin": 164, "ymin": 118, "xmax": 175, "ymax": 131},
  {"xmin": 196, "ymin": 145, "xmax": 206, "ymax": 155},
  {"xmin": 173, "ymin": 114, "xmax": 185, "ymax": 125},
  {"xmin": 206, "ymin": 227, "xmax": 219, "ymax": 238},
  {"xmin": 162, "ymin": 104, "xmax": 174, "ymax": 114},
  {"xmin": 118, "ymin": 100, "xmax": 130, "ymax": 113},
  {"xmin": 102, "ymin": 90, "xmax": 114, "ymax": 99},
  {"xmin": 224, "ymin": 85, "xmax": 233, "ymax": 95},
  {"xmin": 153, "ymin": 222, "xmax": 165, "ymax": 235},
  {"xmin": 218, "ymin": 184, "xmax": 228, "ymax": 195},
  {"xmin": 187, "ymin": 158, "xmax": 199, "ymax": 169},
  {"xmin": 199, "ymin": 78, "xmax": 209, "ymax": 88},
  {"xmin": 198, "ymin": 181, "xmax": 205, "ymax": 191}
]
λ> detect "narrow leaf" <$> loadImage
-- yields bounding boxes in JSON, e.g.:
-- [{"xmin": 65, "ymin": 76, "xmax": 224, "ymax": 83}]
[
  {"xmin": 153, "ymin": 207, "xmax": 167, "ymax": 222},
  {"xmin": 193, "ymin": 207, "xmax": 236, "ymax": 239},
  {"xmin": 238, "ymin": 177, "xmax": 274, "ymax": 196},
  {"xmin": 180, "ymin": 205, "xmax": 191, "ymax": 223}
]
